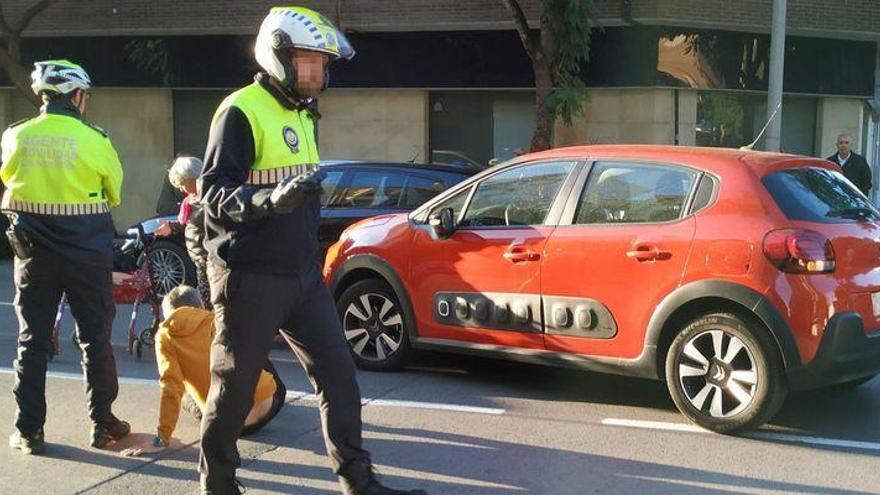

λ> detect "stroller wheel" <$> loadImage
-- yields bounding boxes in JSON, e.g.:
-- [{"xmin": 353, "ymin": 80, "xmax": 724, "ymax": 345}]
[{"xmin": 139, "ymin": 328, "xmax": 155, "ymax": 347}]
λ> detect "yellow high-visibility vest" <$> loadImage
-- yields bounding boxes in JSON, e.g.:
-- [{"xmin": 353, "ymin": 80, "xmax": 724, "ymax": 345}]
[
  {"xmin": 210, "ymin": 82, "xmax": 320, "ymax": 186},
  {"xmin": 0, "ymin": 112, "xmax": 123, "ymax": 215}
]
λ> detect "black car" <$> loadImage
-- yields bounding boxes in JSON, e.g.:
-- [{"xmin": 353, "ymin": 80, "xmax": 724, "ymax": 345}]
[{"xmin": 119, "ymin": 160, "xmax": 477, "ymax": 295}]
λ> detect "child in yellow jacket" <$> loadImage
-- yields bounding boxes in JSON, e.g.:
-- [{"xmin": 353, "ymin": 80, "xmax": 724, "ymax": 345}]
[{"xmin": 122, "ymin": 285, "xmax": 286, "ymax": 456}]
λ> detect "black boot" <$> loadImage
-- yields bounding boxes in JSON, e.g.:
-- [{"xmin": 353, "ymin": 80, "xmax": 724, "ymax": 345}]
[
  {"xmin": 201, "ymin": 478, "xmax": 246, "ymax": 495},
  {"xmin": 339, "ymin": 460, "xmax": 427, "ymax": 495},
  {"xmin": 90, "ymin": 414, "xmax": 130, "ymax": 448},
  {"xmin": 9, "ymin": 429, "xmax": 45, "ymax": 455}
]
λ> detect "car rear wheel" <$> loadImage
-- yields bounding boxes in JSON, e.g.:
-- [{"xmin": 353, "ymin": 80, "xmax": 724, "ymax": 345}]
[
  {"xmin": 147, "ymin": 240, "xmax": 196, "ymax": 297},
  {"xmin": 337, "ymin": 279, "xmax": 412, "ymax": 371},
  {"xmin": 665, "ymin": 312, "xmax": 787, "ymax": 433}
]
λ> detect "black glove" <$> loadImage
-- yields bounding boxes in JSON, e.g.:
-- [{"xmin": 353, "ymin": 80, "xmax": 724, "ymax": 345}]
[{"xmin": 269, "ymin": 168, "xmax": 326, "ymax": 214}]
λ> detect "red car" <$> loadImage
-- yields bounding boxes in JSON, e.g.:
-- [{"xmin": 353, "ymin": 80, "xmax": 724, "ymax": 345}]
[{"xmin": 323, "ymin": 145, "xmax": 880, "ymax": 432}]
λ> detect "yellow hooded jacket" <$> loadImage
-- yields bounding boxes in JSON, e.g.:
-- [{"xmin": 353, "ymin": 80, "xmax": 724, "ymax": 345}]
[{"xmin": 155, "ymin": 306, "xmax": 277, "ymax": 441}]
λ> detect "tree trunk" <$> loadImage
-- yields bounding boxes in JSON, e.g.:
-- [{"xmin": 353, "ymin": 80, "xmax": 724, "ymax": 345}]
[
  {"xmin": 531, "ymin": 53, "xmax": 554, "ymax": 152},
  {"xmin": 0, "ymin": 46, "xmax": 39, "ymax": 108},
  {"xmin": 0, "ymin": 0, "xmax": 60, "ymax": 109}
]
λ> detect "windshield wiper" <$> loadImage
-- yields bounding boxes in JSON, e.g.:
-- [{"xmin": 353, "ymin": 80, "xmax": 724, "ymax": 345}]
[{"xmin": 828, "ymin": 207, "xmax": 877, "ymax": 220}]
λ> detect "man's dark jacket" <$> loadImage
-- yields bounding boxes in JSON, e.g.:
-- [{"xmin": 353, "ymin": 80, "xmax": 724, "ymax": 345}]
[{"xmin": 827, "ymin": 152, "xmax": 873, "ymax": 197}]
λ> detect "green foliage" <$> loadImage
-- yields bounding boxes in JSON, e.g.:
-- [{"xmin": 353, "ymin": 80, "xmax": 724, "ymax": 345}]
[
  {"xmin": 547, "ymin": 77, "xmax": 589, "ymax": 125},
  {"xmin": 701, "ymin": 93, "xmax": 745, "ymax": 137},
  {"xmin": 125, "ymin": 39, "xmax": 171, "ymax": 84},
  {"xmin": 540, "ymin": 0, "xmax": 593, "ymax": 125}
]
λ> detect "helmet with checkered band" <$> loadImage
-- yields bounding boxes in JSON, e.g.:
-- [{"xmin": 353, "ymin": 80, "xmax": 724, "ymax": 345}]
[
  {"xmin": 30, "ymin": 59, "xmax": 91, "ymax": 96},
  {"xmin": 255, "ymin": 6, "xmax": 355, "ymax": 93}
]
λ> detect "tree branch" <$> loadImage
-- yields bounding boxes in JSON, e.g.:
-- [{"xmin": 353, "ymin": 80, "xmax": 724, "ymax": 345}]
[
  {"xmin": 0, "ymin": 48, "xmax": 40, "ymax": 107},
  {"xmin": 0, "ymin": 2, "xmax": 13, "ymax": 38},
  {"xmin": 335, "ymin": 0, "xmax": 344, "ymax": 28},
  {"xmin": 14, "ymin": 0, "xmax": 58, "ymax": 35},
  {"xmin": 501, "ymin": 0, "xmax": 539, "ymax": 60}
]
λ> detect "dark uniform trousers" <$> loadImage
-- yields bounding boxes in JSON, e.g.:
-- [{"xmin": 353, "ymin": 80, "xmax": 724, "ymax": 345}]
[
  {"xmin": 12, "ymin": 244, "xmax": 118, "ymax": 436},
  {"xmin": 199, "ymin": 260, "xmax": 369, "ymax": 492}
]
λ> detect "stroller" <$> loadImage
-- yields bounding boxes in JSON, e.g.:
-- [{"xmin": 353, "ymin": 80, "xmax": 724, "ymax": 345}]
[{"xmin": 50, "ymin": 225, "xmax": 163, "ymax": 360}]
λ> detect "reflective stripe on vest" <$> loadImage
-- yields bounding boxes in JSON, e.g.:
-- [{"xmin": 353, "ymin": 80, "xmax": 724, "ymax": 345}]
[
  {"xmin": 246, "ymin": 163, "xmax": 318, "ymax": 186},
  {"xmin": 1, "ymin": 192, "xmax": 108, "ymax": 216}
]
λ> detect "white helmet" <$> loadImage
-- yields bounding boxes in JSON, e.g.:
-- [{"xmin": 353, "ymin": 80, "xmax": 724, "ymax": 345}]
[
  {"xmin": 255, "ymin": 6, "xmax": 355, "ymax": 91},
  {"xmin": 31, "ymin": 59, "xmax": 91, "ymax": 96}
]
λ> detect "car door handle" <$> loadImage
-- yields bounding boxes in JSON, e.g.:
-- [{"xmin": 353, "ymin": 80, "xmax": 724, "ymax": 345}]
[
  {"xmin": 504, "ymin": 247, "xmax": 540, "ymax": 263},
  {"xmin": 626, "ymin": 245, "xmax": 671, "ymax": 262}
]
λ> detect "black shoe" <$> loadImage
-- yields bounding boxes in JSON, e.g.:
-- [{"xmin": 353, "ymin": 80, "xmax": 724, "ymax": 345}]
[
  {"xmin": 9, "ymin": 429, "xmax": 45, "ymax": 455},
  {"xmin": 201, "ymin": 478, "xmax": 245, "ymax": 495},
  {"xmin": 339, "ymin": 460, "xmax": 427, "ymax": 495},
  {"xmin": 90, "ymin": 414, "xmax": 131, "ymax": 448}
]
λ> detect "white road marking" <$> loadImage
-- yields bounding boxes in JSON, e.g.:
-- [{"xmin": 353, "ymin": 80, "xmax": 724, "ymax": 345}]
[
  {"xmin": 0, "ymin": 367, "xmax": 506, "ymax": 416},
  {"xmin": 0, "ymin": 367, "xmax": 157, "ymax": 386},
  {"xmin": 366, "ymin": 398, "xmax": 506, "ymax": 415},
  {"xmin": 602, "ymin": 418, "xmax": 706, "ymax": 433},
  {"xmin": 602, "ymin": 418, "xmax": 880, "ymax": 452},
  {"xmin": 287, "ymin": 391, "xmax": 505, "ymax": 415},
  {"xmin": 0, "ymin": 302, "xmax": 14, "ymax": 306},
  {"xmin": 751, "ymin": 431, "xmax": 880, "ymax": 452}
]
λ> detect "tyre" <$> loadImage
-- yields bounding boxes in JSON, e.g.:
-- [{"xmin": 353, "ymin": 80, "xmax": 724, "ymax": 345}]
[
  {"xmin": 147, "ymin": 240, "xmax": 196, "ymax": 297},
  {"xmin": 336, "ymin": 279, "xmax": 412, "ymax": 371},
  {"xmin": 665, "ymin": 312, "xmax": 788, "ymax": 433}
]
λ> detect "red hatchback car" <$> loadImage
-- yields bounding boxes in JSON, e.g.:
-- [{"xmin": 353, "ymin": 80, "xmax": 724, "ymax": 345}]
[{"xmin": 323, "ymin": 145, "xmax": 880, "ymax": 432}]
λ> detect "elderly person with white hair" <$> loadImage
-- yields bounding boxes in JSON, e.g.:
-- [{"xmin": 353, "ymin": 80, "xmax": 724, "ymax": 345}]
[{"xmin": 156, "ymin": 155, "xmax": 212, "ymax": 308}]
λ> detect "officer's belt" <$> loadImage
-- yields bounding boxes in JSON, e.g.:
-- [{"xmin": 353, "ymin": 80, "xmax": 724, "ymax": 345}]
[
  {"xmin": 247, "ymin": 163, "xmax": 318, "ymax": 186},
  {"xmin": 1, "ymin": 195, "xmax": 109, "ymax": 216}
]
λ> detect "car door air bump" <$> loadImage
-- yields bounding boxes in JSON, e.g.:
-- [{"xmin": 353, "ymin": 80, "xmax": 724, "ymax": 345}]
[
  {"xmin": 434, "ymin": 292, "xmax": 541, "ymax": 333},
  {"xmin": 433, "ymin": 292, "xmax": 615, "ymax": 338},
  {"xmin": 543, "ymin": 295, "xmax": 617, "ymax": 339}
]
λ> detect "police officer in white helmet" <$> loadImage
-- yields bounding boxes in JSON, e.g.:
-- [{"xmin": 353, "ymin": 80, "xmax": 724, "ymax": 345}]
[{"xmin": 197, "ymin": 7, "xmax": 426, "ymax": 495}]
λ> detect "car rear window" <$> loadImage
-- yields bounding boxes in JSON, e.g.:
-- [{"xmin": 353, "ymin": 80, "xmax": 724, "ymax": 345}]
[{"xmin": 762, "ymin": 168, "xmax": 880, "ymax": 223}]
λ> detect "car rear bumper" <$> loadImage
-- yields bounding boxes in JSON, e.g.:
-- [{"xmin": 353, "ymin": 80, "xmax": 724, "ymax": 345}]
[{"xmin": 786, "ymin": 312, "xmax": 880, "ymax": 390}]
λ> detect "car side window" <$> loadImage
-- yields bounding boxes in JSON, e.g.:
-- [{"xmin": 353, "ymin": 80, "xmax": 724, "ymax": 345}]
[
  {"xmin": 401, "ymin": 175, "xmax": 446, "ymax": 209},
  {"xmin": 460, "ymin": 161, "xmax": 575, "ymax": 227},
  {"xmin": 320, "ymin": 170, "xmax": 344, "ymax": 207},
  {"xmin": 333, "ymin": 170, "xmax": 407, "ymax": 209},
  {"xmin": 575, "ymin": 162, "xmax": 698, "ymax": 225}
]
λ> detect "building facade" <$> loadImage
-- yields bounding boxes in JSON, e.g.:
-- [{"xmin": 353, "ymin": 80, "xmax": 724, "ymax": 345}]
[{"xmin": 1, "ymin": 0, "xmax": 878, "ymax": 226}]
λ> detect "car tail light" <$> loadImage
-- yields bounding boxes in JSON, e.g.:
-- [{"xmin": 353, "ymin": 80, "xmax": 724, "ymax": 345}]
[{"xmin": 762, "ymin": 229, "xmax": 835, "ymax": 274}]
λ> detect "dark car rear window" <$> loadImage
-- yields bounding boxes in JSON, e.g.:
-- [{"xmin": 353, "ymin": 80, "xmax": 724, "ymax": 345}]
[{"xmin": 762, "ymin": 168, "xmax": 880, "ymax": 223}]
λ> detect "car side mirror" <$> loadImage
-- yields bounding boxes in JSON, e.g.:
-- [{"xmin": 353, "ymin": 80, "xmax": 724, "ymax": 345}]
[{"xmin": 428, "ymin": 208, "xmax": 455, "ymax": 239}]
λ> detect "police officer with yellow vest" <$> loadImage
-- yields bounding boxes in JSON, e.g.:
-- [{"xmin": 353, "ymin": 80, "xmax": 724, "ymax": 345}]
[
  {"xmin": 198, "ymin": 7, "xmax": 425, "ymax": 495},
  {"xmin": 2, "ymin": 60, "xmax": 130, "ymax": 455}
]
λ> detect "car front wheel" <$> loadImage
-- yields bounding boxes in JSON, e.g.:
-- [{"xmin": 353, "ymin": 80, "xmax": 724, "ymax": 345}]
[
  {"xmin": 665, "ymin": 312, "xmax": 787, "ymax": 433},
  {"xmin": 337, "ymin": 279, "xmax": 412, "ymax": 371}
]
